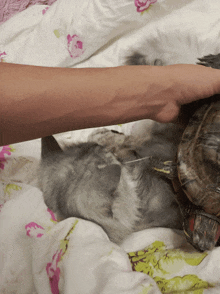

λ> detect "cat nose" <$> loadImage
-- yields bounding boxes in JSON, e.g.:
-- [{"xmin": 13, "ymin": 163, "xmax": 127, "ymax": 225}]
[{"xmin": 154, "ymin": 59, "xmax": 163, "ymax": 66}]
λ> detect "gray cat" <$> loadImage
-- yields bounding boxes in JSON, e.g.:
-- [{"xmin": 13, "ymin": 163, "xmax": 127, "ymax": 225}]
[{"xmin": 38, "ymin": 124, "xmax": 183, "ymax": 245}]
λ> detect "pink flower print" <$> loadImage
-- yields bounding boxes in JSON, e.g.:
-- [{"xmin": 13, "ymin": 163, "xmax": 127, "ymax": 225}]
[
  {"xmin": 45, "ymin": 221, "xmax": 78, "ymax": 293},
  {"xmin": 134, "ymin": 0, "xmax": 157, "ymax": 12},
  {"xmin": 0, "ymin": 146, "xmax": 12, "ymax": 170},
  {"xmin": 25, "ymin": 222, "xmax": 45, "ymax": 238},
  {"xmin": 42, "ymin": 7, "xmax": 49, "ymax": 15},
  {"xmin": 47, "ymin": 208, "xmax": 58, "ymax": 223},
  {"xmin": 46, "ymin": 249, "xmax": 62, "ymax": 294},
  {"xmin": 67, "ymin": 34, "xmax": 84, "ymax": 59},
  {"xmin": 0, "ymin": 51, "xmax": 6, "ymax": 62}
]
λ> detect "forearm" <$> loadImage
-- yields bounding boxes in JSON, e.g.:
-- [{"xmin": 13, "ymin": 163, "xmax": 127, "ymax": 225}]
[
  {"xmin": 0, "ymin": 64, "xmax": 136, "ymax": 145},
  {"xmin": 0, "ymin": 63, "xmax": 168, "ymax": 145}
]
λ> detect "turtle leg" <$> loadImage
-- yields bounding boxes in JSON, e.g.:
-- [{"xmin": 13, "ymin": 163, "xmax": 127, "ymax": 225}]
[{"xmin": 197, "ymin": 53, "xmax": 220, "ymax": 69}]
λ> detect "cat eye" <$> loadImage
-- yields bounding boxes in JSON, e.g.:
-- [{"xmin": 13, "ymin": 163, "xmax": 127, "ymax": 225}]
[{"xmin": 111, "ymin": 129, "xmax": 123, "ymax": 135}]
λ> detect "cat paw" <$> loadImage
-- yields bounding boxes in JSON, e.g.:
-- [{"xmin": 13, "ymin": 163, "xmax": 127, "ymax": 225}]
[
  {"xmin": 197, "ymin": 53, "xmax": 220, "ymax": 69},
  {"xmin": 125, "ymin": 52, "xmax": 163, "ymax": 66}
]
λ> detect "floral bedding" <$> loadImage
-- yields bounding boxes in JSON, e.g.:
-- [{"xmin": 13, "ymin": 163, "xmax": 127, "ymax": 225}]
[{"xmin": 1, "ymin": 0, "xmax": 220, "ymax": 293}]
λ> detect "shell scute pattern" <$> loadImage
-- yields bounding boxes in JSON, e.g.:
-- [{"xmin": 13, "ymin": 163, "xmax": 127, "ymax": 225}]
[{"xmin": 178, "ymin": 95, "xmax": 220, "ymax": 250}]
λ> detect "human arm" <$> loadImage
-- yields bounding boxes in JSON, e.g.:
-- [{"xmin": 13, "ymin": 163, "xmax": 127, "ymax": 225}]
[{"xmin": 1, "ymin": 62, "xmax": 220, "ymax": 145}]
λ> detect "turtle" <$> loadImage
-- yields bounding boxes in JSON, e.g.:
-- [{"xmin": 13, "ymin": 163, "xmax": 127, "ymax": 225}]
[
  {"xmin": 148, "ymin": 54, "xmax": 220, "ymax": 252},
  {"xmin": 126, "ymin": 51, "xmax": 220, "ymax": 251},
  {"xmin": 177, "ymin": 97, "xmax": 220, "ymax": 251},
  {"xmin": 175, "ymin": 54, "xmax": 220, "ymax": 251},
  {"xmin": 150, "ymin": 97, "xmax": 220, "ymax": 252}
]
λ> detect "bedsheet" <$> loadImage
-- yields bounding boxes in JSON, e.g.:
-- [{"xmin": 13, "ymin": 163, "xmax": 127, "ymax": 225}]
[
  {"xmin": 1, "ymin": 0, "xmax": 220, "ymax": 293},
  {"xmin": 1, "ymin": 185, "xmax": 220, "ymax": 294}
]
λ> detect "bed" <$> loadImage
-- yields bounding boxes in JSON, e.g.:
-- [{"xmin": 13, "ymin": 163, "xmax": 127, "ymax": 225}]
[{"xmin": 1, "ymin": 0, "xmax": 220, "ymax": 293}]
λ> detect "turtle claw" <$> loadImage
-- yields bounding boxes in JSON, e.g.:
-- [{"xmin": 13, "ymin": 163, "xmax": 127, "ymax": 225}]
[
  {"xmin": 192, "ymin": 230, "xmax": 215, "ymax": 252},
  {"xmin": 151, "ymin": 158, "xmax": 177, "ymax": 180},
  {"xmin": 197, "ymin": 54, "xmax": 220, "ymax": 69}
]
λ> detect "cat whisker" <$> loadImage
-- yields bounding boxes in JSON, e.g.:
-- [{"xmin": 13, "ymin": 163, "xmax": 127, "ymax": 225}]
[{"xmin": 124, "ymin": 156, "xmax": 151, "ymax": 164}]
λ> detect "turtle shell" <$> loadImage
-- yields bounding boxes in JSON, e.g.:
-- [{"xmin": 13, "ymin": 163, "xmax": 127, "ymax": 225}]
[{"xmin": 177, "ymin": 99, "xmax": 220, "ymax": 251}]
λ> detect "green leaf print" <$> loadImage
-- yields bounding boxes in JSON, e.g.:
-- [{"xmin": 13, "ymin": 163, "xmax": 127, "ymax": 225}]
[
  {"xmin": 59, "ymin": 219, "xmax": 79, "ymax": 260},
  {"xmin": 54, "ymin": 29, "xmax": 60, "ymax": 38},
  {"xmin": 139, "ymin": 284, "xmax": 153, "ymax": 294},
  {"xmin": 184, "ymin": 252, "xmax": 208, "ymax": 266},
  {"xmin": 129, "ymin": 241, "xmax": 168, "ymax": 277},
  {"xmin": 128, "ymin": 241, "xmax": 213, "ymax": 293},
  {"xmin": 154, "ymin": 275, "xmax": 213, "ymax": 294},
  {"xmin": 4, "ymin": 183, "xmax": 22, "ymax": 196},
  {"xmin": 8, "ymin": 145, "xmax": 16, "ymax": 153}
]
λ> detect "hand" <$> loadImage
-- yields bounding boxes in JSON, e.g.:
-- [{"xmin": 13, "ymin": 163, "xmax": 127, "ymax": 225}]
[{"xmin": 114, "ymin": 64, "xmax": 220, "ymax": 123}]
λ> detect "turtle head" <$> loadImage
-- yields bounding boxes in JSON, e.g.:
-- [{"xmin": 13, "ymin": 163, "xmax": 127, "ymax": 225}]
[{"xmin": 183, "ymin": 212, "xmax": 220, "ymax": 252}]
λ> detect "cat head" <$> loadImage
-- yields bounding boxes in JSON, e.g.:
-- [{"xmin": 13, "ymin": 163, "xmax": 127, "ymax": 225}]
[{"xmin": 39, "ymin": 135, "xmax": 122, "ymax": 219}]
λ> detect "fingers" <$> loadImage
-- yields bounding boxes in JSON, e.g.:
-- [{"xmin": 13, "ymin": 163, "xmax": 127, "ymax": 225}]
[
  {"xmin": 153, "ymin": 101, "xmax": 180, "ymax": 123},
  {"xmin": 163, "ymin": 64, "xmax": 220, "ymax": 104}
]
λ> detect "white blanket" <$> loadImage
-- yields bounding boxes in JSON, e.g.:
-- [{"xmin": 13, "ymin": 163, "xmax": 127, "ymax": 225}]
[
  {"xmin": 1, "ymin": 0, "xmax": 220, "ymax": 68},
  {"xmin": 1, "ymin": 186, "xmax": 220, "ymax": 294},
  {"xmin": 1, "ymin": 0, "xmax": 220, "ymax": 293}
]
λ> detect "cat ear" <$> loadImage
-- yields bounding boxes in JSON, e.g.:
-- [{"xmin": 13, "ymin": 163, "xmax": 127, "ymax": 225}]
[
  {"xmin": 98, "ymin": 164, "xmax": 121, "ymax": 193},
  {"xmin": 41, "ymin": 135, "xmax": 63, "ymax": 158}
]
